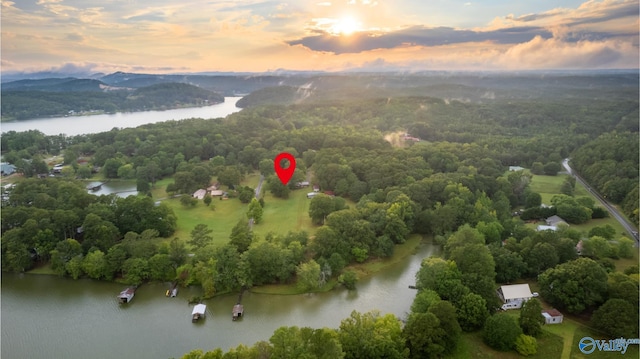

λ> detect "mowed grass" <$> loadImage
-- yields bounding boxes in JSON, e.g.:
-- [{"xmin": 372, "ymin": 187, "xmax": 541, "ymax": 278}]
[
  {"xmin": 448, "ymin": 329, "xmax": 564, "ymax": 359},
  {"xmin": 254, "ymin": 189, "xmax": 318, "ymax": 237},
  {"xmin": 528, "ymin": 174, "xmax": 627, "ymax": 236}
]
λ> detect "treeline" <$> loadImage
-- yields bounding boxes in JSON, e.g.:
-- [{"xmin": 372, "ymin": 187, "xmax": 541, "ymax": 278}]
[
  {"xmin": 1, "ymin": 82, "xmax": 224, "ymax": 120},
  {"xmin": 570, "ymin": 131, "xmax": 639, "ymax": 225}
]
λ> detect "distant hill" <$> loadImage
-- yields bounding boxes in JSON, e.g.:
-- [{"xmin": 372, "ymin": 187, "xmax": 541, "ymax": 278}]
[
  {"xmin": 1, "ymin": 78, "xmax": 109, "ymax": 92},
  {"xmin": 1, "ymin": 82, "xmax": 224, "ymax": 121},
  {"xmin": 236, "ymin": 86, "xmax": 301, "ymax": 108}
]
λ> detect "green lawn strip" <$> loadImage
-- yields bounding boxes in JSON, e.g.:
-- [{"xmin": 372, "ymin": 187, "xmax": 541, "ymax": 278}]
[
  {"xmin": 529, "ymin": 174, "xmax": 567, "ymax": 205},
  {"xmin": 253, "ymin": 189, "xmax": 317, "ymax": 237}
]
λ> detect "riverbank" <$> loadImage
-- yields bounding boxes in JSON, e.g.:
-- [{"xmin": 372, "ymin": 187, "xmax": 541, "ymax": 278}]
[{"xmin": 250, "ymin": 234, "xmax": 428, "ymax": 295}]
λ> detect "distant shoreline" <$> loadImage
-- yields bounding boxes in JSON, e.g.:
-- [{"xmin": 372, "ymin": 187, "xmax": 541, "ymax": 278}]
[{"xmin": 0, "ymin": 99, "xmax": 227, "ymax": 123}]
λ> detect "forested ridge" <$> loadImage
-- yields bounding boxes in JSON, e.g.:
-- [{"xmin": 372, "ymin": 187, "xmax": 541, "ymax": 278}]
[
  {"xmin": 1, "ymin": 73, "xmax": 638, "ymax": 358},
  {"xmin": 1, "ymin": 82, "xmax": 224, "ymax": 121}
]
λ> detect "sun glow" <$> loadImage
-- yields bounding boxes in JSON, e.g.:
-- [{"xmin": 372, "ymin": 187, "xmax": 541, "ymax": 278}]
[{"xmin": 330, "ymin": 16, "xmax": 361, "ymax": 36}]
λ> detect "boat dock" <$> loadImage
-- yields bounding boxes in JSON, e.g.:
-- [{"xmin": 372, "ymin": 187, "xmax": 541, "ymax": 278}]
[
  {"xmin": 192, "ymin": 304, "xmax": 206, "ymax": 323},
  {"xmin": 118, "ymin": 286, "xmax": 136, "ymax": 304},
  {"xmin": 165, "ymin": 282, "xmax": 178, "ymax": 297},
  {"xmin": 232, "ymin": 289, "xmax": 245, "ymax": 321}
]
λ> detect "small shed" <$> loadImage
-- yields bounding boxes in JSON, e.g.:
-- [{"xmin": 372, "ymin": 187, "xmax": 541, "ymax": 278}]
[
  {"xmin": 118, "ymin": 287, "xmax": 136, "ymax": 304},
  {"xmin": 542, "ymin": 309, "xmax": 563, "ymax": 324},
  {"xmin": 192, "ymin": 304, "xmax": 207, "ymax": 322}
]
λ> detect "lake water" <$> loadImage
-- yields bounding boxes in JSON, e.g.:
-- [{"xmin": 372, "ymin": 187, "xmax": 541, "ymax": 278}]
[
  {"xmin": 86, "ymin": 181, "xmax": 138, "ymax": 197},
  {"xmin": 1, "ymin": 241, "xmax": 439, "ymax": 359},
  {"xmin": 0, "ymin": 97, "xmax": 242, "ymax": 136}
]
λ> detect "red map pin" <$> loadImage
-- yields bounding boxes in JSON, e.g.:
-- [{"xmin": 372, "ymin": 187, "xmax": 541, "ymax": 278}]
[{"xmin": 274, "ymin": 152, "xmax": 296, "ymax": 185}]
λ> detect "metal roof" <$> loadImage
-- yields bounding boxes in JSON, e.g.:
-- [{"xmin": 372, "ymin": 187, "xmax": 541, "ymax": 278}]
[{"xmin": 500, "ymin": 284, "xmax": 533, "ymax": 300}]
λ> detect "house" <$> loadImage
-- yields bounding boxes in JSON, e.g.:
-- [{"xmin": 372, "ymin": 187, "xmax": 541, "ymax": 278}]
[
  {"xmin": 509, "ymin": 166, "xmax": 525, "ymax": 172},
  {"xmin": 542, "ymin": 309, "xmax": 563, "ymax": 324},
  {"xmin": 210, "ymin": 190, "xmax": 224, "ymax": 196},
  {"xmin": 296, "ymin": 181, "xmax": 310, "ymax": 188},
  {"xmin": 546, "ymin": 215, "xmax": 568, "ymax": 227},
  {"xmin": 192, "ymin": 189, "xmax": 207, "ymax": 199},
  {"xmin": 1, "ymin": 162, "xmax": 16, "ymax": 176},
  {"xmin": 498, "ymin": 284, "xmax": 534, "ymax": 310},
  {"xmin": 536, "ymin": 225, "xmax": 558, "ymax": 232}
]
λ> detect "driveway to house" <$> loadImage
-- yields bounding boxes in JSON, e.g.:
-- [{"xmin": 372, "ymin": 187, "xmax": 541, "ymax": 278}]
[
  {"xmin": 249, "ymin": 174, "xmax": 265, "ymax": 230},
  {"xmin": 563, "ymin": 158, "xmax": 638, "ymax": 244}
]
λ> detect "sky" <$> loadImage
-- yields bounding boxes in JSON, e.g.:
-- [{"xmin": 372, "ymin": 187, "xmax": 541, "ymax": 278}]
[{"xmin": 1, "ymin": 0, "xmax": 638, "ymax": 74}]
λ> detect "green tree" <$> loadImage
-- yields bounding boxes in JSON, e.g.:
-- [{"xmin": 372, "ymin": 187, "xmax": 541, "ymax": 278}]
[
  {"xmin": 519, "ymin": 298, "xmax": 544, "ymax": 337},
  {"xmin": 180, "ymin": 194, "xmax": 197, "ymax": 207},
  {"xmin": 338, "ymin": 270, "xmax": 358, "ymax": 290},
  {"xmin": 403, "ymin": 312, "xmax": 445, "ymax": 359},
  {"xmin": 489, "ymin": 244, "xmax": 526, "ymax": 283},
  {"xmin": 581, "ymin": 236, "xmax": 612, "ymax": 259},
  {"xmin": 148, "ymin": 253, "xmax": 175, "ymax": 281},
  {"xmin": 456, "ymin": 293, "xmax": 489, "ymax": 332},
  {"xmin": 65, "ymin": 254, "xmax": 84, "ymax": 279},
  {"xmin": 297, "ymin": 259, "xmax": 321, "ymax": 293},
  {"xmin": 543, "ymin": 162, "xmax": 561, "ymax": 175},
  {"xmin": 428, "ymin": 301, "xmax": 461, "ymax": 354},
  {"xmin": 50, "ymin": 238, "xmax": 83, "ymax": 276},
  {"xmin": 82, "ymin": 250, "xmax": 108, "ymax": 280},
  {"xmin": 531, "ymin": 162, "xmax": 544, "ymax": 175},
  {"xmin": 246, "ymin": 198, "xmax": 263, "ymax": 224},
  {"xmin": 229, "ymin": 220, "xmax": 253, "ymax": 253},
  {"xmin": 524, "ymin": 192, "xmax": 542, "ymax": 209},
  {"xmin": 189, "ymin": 224, "xmax": 213, "ymax": 249},
  {"xmin": 122, "ymin": 257, "xmax": 149, "ymax": 285},
  {"xmin": 524, "ymin": 242, "xmax": 559, "ymax": 275},
  {"xmin": 269, "ymin": 326, "xmax": 344, "ymax": 359},
  {"xmin": 483, "ymin": 313, "xmax": 522, "ymax": 351},
  {"xmin": 203, "ymin": 193, "xmax": 212, "ymax": 207},
  {"xmin": 267, "ymin": 175, "xmax": 291, "ymax": 198},
  {"xmin": 410, "ymin": 289, "xmax": 441, "ymax": 314},
  {"xmin": 615, "ymin": 237, "xmax": 635, "ymax": 258},
  {"xmin": 538, "ymin": 258, "xmax": 608, "ymax": 314},
  {"xmin": 591, "ymin": 298, "xmax": 639, "ymax": 338},
  {"xmin": 309, "ymin": 194, "xmax": 338, "ymax": 225},
  {"xmin": 217, "ymin": 166, "xmax": 242, "ymax": 188},
  {"xmin": 338, "ymin": 310, "xmax": 408, "ymax": 359},
  {"xmin": 515, "ymin": 334, "xmax": 537, "ymax": 356}
]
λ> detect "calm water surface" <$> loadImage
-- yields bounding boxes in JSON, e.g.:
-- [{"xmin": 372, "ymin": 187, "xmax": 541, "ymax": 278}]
[
  {"xmin": 1, "ymin": 97, "xmax": 242, "ymax": 136},
  {"xmin": 1, "ymin": 242, "xmax": 439, "ymax": 359}
]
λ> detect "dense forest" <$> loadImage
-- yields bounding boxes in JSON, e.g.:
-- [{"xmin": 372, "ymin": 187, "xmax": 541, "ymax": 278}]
[
  {"xmin": 1, "ymin": 82, "xmax": 224, "ymax": 120},
  {"xmin": 1, "ymin": 73, "xmax": 638, "ymax": 357}
]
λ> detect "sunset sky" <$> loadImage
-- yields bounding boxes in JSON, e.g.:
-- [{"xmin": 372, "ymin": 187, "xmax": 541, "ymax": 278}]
[{"xmin": 1, "ymin": 0, "xmax": 638, "ymax": 74}]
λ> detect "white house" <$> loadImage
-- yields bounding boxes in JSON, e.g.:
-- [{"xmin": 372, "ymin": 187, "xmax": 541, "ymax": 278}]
[
  {"xmin": 509, "ymin": 166, "xmax": 525, "ymax": 172},
  {"xmin": 542, "ymin": 309, "xmax": 563, "ymax": 324},
  {"xmin": 192, "ymin": 189, "xmax": 207, "ymax": 199},
  {"xmin": 498, "ymin": 284, "xmax": 535, "ymax": 310}
]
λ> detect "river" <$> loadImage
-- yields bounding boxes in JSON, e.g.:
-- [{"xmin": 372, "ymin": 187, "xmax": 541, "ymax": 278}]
[
  {"xmin": 0, "ymin": 97, "xmax": 242, "ymax": 136},
  {"xmin": 1, "ymin": 241, "xmax": 438, "ymax": 359}
]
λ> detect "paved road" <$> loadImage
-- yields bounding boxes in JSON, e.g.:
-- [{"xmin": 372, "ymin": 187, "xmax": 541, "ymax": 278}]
[{"xmin": 562, "ymin": 158, "xmax": 638, "ymax": 243}]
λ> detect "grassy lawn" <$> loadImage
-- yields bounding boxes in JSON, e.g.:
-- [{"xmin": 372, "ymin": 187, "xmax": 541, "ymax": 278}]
[
  {"xmin": 448, "ymin": 329, "xmax": 564, "ymax": 359},
  {"xmin": 253, "ymin": 189, "xmax": 318, "ymax": 237}
]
